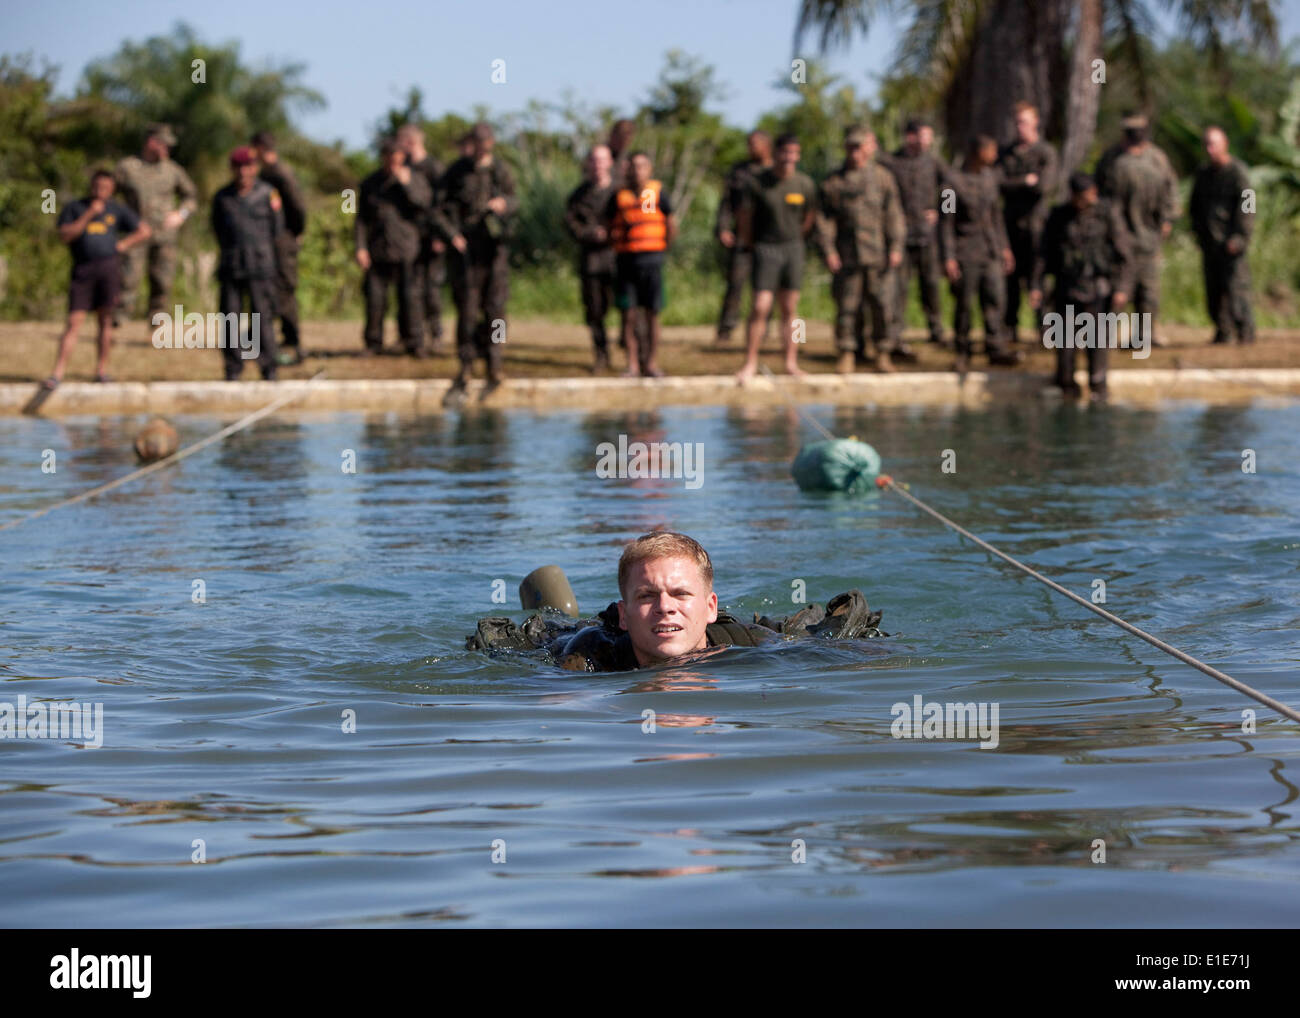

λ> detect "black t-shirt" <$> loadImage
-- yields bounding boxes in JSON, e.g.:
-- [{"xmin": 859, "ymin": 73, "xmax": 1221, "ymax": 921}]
[{"xmin": 59, "ymin": 198, "xmax": 139, "ymax": 264}]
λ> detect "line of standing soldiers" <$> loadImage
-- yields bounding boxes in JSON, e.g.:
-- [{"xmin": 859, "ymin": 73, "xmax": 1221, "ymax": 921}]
[{"xmin": 106, "ymin": 113, "xmax": 1255, "ymax": 393}]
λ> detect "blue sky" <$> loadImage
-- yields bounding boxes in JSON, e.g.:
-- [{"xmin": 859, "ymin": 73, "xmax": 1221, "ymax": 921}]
[{"xmin": 6, "ymin": 0, "xmax": 1299, "ymax": 150}]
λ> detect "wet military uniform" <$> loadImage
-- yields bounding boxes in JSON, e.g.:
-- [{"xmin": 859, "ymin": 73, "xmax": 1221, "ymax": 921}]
[
  {"xmin": 432, "ymin": 156, "xmax": 518, "ymax": 376},
  {"xmin": 564, "ymin": 177, "xmax": 617, "ymax": 360},
  {"xmin": 1190, "ymin": 156, "xmax": 1255, "ymax": 344},
  {"xmin": 467, "ymin": 589, "xmax": 885, "ymax": 672},
  {"xmin": 714, "ymin": 158, "xmax": 768, "ymax": 340},
  {"xmin": 818, "ymin": 159, "xmax": 905, "ymax": 359},
  {"xmin": 880, "ymin": 147, "xmax": 945, "ymax": 345},
  {"xmin": 258, "ymin": 159, "xmax": 307, "ymax": 353},
  {"xmin": 210, "ymin": 179, "xmax": 281, "ymax": 379},
  {"xmin": 939, "ymin": 165, "xmax": 1014, "ymax": 360},
  {"xmin": 1033, "ymin": 198, "xmax": 1133, "ymax": 396},
  {"xmin": 1103, "ymin": 145, "xmax": 1177, "ymax": 345},
  {"xmin": 356, "ymin": 167, "xmax": 432, "ymax": 354},
  {"xmin": 997, "ymin": 139, "xmax": 1057, "ymax": 340},
  {"xmin": 410, "ymin": 154, "xmax": 447, "ymax": 350},
  {"xmin": 114, "ymin": 155, "xmax": 198, "ymax": 318}
]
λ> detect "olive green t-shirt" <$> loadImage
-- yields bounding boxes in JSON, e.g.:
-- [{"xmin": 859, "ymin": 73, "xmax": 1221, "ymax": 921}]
[{"xmin": 746, "ymin": 168, "xmax": 818, "ymax": 245}]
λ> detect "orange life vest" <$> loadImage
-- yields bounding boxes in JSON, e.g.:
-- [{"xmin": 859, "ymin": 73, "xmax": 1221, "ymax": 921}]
[{"xmin": 611, "ymin": 179, "xmax": 667, "ymax": 253}]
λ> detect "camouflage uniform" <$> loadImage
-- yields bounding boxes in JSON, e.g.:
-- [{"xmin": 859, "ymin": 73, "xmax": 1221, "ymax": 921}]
[
  {"xmin": 818, "ymin": 158, "xmax": 905, "ymax": 358},
  {"xmin": 714, "ymin": 158, "xmax": 767, "ymax": 339},
  {"xmin": 1190, "ymin": 156, "xmax": 1255, "ymax": 344},
  {"xmin": 432, "ymin": 156, "xmax": 518, "ymax": 375},
  {"xmin": 210, "ymin": 178, "xmax": 281, "ymax": 379},
  {"xmin": 258, "ymin": 159, "xmax": 307, "ymax": 352},
  {"xmin": 1103, "ymin": 145, "xmax": 1178, "ymax": 346},
  {"xmin": 355, "ymin": 168, "xmax": 433, "ymax": 353},
  {"xmin": 410, "ymin": 154, "xmax": 447, "ymax": 348},
  {"xmin": 1032, "ymin": 197, "xmax": 1133, "ymax": 396},
  {"xmin": 564, "ymin": 177, "xmax": 617, "ymax": 358},
  {"xmin": 997, "ymin": 139, "xmax": 1057, "ymax": 339},
  {"xmin": 939, "ymin": 165, "xmax": 1014, "ymax": 360},
  {"xmin": 114, "ymin": 155, "xmax": 198, "ymax": 317},
  {"xmin": 880, "ymin": 146, "xmax": 945, "ymax": 345}
]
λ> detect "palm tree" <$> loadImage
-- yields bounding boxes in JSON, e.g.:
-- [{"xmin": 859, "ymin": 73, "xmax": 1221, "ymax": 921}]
[{"xmin": 794, "ymin": 0, "xmax": 1280, "ymax": 192}]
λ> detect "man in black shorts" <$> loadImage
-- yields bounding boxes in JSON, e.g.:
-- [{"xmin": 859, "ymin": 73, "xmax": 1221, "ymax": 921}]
[
  {"xmin": 735, "ymin": 134, "xmax": 818, "ymax": 381},
  {"xmin": 46, "ymin": 169, "xmax": 151, "ymax": 387},
  {"xmin": 606, "ymin": 152, "xmax": 676, "ymax": 377}
]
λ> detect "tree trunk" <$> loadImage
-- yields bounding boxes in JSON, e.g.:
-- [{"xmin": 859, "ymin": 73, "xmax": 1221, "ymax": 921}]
[
  {"xmin": 944, "ymin": 0, "xmax": 1066, "ymax": 157},
  {"xmin": 1056, "ymin": 0, "xmax": 1104, "ymax": 198}
]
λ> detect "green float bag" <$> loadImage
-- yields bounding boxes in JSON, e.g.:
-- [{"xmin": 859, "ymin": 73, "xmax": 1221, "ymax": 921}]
[{"xmin": 791, "ymin": 438, "xmax": 881, "ymax": 494}]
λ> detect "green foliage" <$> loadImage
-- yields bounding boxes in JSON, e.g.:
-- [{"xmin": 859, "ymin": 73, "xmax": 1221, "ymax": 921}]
[{"xmin": 2, "ymin": 24, "xmax": 1299, "ymax": 329}]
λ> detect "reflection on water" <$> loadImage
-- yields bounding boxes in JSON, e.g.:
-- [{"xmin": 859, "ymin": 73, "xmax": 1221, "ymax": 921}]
[{"xmin": 0, "ymin": 400, "xmax": 1298, "ymax": 927}]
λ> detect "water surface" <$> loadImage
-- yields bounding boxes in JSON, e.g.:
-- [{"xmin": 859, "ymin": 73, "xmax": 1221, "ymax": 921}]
[{"xmin": 1, "ymin": 400, "xmax": 1298, "ymax": 926}]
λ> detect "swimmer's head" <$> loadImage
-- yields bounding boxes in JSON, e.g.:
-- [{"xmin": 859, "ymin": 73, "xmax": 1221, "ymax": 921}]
[{"xmin": 617, "ymin": 532, "xmax": 718, "ymax": 667}]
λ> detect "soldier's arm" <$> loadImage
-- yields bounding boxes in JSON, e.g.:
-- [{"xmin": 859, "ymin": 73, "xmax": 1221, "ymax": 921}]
[
  {"xmin": 1038, "ymin": 145, "xmax": 1058, "ymax": 199},
  {"xmin": 276, "ymin": 166, "xmax": 308, "ymax": 235},
  {"xmin": 497, "ymin": 164, "xmax": 519, "ymax": 218},
  {"xmin": 402, "ymin": 171, "xmax": 433, "ymax": 211},
  {"xmin": 175, "ymin": 165, "xmax": 199, "ymax": 219},
  {"xmin": 994, "ymin": 190, "xmax": 1012, "ymax": 252},
  {"xmin": 883, "ymin": 174, "xmax": 905, "ymax": 252},
  {"xmin": 997, "ymin": 150, "xmax": 1025, "ymax": 191},
  {"xmin": 814, "ymin": 183, "xmax": 835, "ymax": 256},
  {"xmin": 714, "ymin": 166, "xmax": 737, "ymax": 238},
  {"xmin": 1160, "ymin": 154, "xmax": 1180, "ymax": 224},
  {"xmin": 563, "ymin": 188, "xmax": 586, "ymax": 242}
]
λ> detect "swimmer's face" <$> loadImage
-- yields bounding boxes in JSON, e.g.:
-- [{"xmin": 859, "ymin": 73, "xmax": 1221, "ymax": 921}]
[{"xmin": 617, "ymin": 555, "xmax": 718, "ymax": 667}]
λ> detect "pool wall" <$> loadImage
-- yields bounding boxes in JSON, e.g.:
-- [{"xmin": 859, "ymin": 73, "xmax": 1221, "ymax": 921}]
[{"xmin": 5, "ymin": 368, "xmax": 1300, "ymax": 416}]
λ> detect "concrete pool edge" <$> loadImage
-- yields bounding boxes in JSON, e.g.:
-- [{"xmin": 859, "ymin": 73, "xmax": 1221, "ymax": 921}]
[{"xmin": 6, "ymin": 367, "xmax": 1300, "ymax": 416}]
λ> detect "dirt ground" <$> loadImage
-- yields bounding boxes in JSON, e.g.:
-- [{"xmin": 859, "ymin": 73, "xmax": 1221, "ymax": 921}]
[{"xmin": 2, "ymin": 317, "xmax": 1294, "ymax": 384}]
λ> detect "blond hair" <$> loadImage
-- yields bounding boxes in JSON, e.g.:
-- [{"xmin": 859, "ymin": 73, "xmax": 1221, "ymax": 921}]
[{"xmin": 618, "ymin": 531, "xmax": 713, "ymax": 597}]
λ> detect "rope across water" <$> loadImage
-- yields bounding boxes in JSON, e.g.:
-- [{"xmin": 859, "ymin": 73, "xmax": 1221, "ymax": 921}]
[
  {"xmin": 0, "ymin": 371, "xmax": 326, "ymax": 532},
  {"xmin": 756, "ymin": 364, "xmax": 1300, "ymax": 725}
]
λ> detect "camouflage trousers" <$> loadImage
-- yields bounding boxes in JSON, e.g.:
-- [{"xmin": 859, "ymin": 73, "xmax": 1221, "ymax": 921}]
[
  {"xmin": 1127, "ymin": 248, "xmax": 1162, "ymax": 345},
  {"xmin": 1202, "ymin": 247, "xmax": 1255, "ymax": 343},
  {"xmin": 833, "ymin": 264, "xmax": 892, "ymax": 355},
  {"xmin": 118, "ymin": 238, "xmax": 179, "ymax": 318},
  {"xmin": 716, "ymin": 245, "xmax": 753, "ymax": 338},
  {"xmin": 949, "ymin": 256, "xmax": 1008, "ymax": 356},
  {"xmin": 451, "ymin": 244, "xmax": 510, "ymax": 368},
  {"xmin": 893, "ymin": 242, "xmax": 943, "ymax": 344}
]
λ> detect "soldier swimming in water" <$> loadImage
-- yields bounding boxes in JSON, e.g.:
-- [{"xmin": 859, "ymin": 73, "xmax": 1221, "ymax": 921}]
[{"xmin": 467, "ymin": 531, "xmax": 885, "ymax": 672}]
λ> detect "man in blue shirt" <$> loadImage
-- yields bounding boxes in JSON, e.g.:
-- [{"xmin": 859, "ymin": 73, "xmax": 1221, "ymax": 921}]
[{"xmin": 46, "ymin": 169, "xmax": 151, "ymax": 387}]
